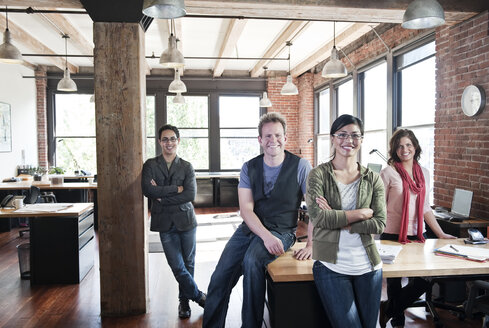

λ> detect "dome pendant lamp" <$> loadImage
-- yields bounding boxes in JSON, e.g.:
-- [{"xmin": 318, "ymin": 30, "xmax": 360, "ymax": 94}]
[
  {"xmin": 57, "ymin": 34, "xmax": 77, "ymax": 92},
  {"xmin": 0, "ymin": 6, "xmax": 23, "ymax": 64},
  {"xmin": 402, "ymin": 0, "xmax": 445, "ymax": 29},
  {"xmin": 280, "ymin": 41, "xmax": 298, "ymax": 96},
  {"xmin": 259, "ymin": 66, "xmax": 272, "ymax": 107},
  {"xmin": 142, "ymin": 0, "xmax": 186, "ymax": 19},
  {"xmin": 168, "ymin": 68, "xmax": 187, "ymax": 93},
  {"xmin": 322, "ymin": 21, "xmax": 347, "ymax": 79},
  {"xmin": 160, "ymin": 19, "xmax": 184, "ymax": 69}
]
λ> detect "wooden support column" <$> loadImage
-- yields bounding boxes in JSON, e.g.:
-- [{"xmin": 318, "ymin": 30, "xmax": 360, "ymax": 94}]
[{"xmin": 93, "ymin": 22, "xmax": 148, "ymax": 316}]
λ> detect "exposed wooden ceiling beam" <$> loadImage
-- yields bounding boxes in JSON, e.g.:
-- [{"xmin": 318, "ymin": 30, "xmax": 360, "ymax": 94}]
[
  {"xmin": 186, "ymin": 0, "xmax": 484, "ymax": 25},
  {"xmin": 213, "ymin": 18, "xmax": 247, "ymax": 77},
  {"xmin": 0, "ymin": 0, "xmax": 83, "ymax": 9},
  {"xmin": 250, "ymin": 20, "xmax": 308, "ymax": 78},
  {"xmin": 290, "ymin": 23, "xmax": 377, "ymax": 78},
  {"xmin": 0, "ymin": 13, "xmax": 78, "ymax": 72},
  {"xmin": 39, "ymin": 8, "xmax": 93, "ymax": 58}
]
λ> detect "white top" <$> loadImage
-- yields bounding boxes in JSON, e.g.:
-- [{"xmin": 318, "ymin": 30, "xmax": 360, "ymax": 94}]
[{"xmin": 322, "ymin": 178, "xmax": 380, "ymax": 275}]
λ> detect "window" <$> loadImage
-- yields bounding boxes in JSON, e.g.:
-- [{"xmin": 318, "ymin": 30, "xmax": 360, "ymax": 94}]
[
  {"xmin": 361, "ymin": 62, "xmax": 387, "ymax": 167},
  {"xmin": 167, "ymin": 95, "xmax": 209, "ymax": 170},
  {"xmin": 337, "ymin": 79, "xmax": 353, "ymax": 116},
  {"xmin": 219, "ymin": 96, "xmax": 260, "ymax": 170},
  {"xmin": 146, "ymin": 96, "xmax": 156, "ymax": 160},
  {"xmin": 54, "ymin": 94, "xmax": 96, "ymax": 173},
  {"xmin": 396, "ymin": 40, "xmax": 436, "ymax": 202},
  {"xmin": 317, "ymin": 88, "xmax": 331, "ymax": 164}
]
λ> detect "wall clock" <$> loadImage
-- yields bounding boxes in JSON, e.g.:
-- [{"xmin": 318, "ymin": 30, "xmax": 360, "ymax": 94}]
[{"xmin": 461, "ymin": 84, "xmax": 486, "ymax": 117}]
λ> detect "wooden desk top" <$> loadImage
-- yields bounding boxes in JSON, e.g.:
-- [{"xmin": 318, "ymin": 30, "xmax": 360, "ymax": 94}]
[
  {"xmin": 195, "ymin": 172, "xmax": 240, "ymax": 179},
  {"xmin": 0, "ymin": 203, "xmax": 94, "ymax": 218},
  {"xmin": 267, "ymin": 239, "xmax": 489, "ymax": 282},
  {"xmin": 0, "ymin": 181, "xmax": 97, "ymax": 190}
]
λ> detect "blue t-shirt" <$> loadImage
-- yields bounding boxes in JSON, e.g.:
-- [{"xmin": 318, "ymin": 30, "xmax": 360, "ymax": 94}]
[{"xmin": 239, "ymin": 157, "xmax": 312, "ymax": 197}]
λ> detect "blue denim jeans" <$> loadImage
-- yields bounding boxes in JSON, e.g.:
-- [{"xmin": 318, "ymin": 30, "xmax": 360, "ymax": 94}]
[
  {"xmin": 313, "ymin": 261, "xmax": 382, "ymax": 328},
  {"xmin": 159, "ymin": 226, "xmax": 201, "ymax": 301},
  {"xmin": 203, "ymin": 224, "xmax": 295, "ymax": 328}
]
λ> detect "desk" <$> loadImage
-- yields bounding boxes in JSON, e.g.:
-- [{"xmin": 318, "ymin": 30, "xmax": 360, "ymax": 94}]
[
  {"xmin": 266, "ymin": 239, "xmax": 489, "ymax": 328},
  {"xmin": 435, "ymin": 218, "xmax": 489, "ymax": 238},
  {"xmin": 0, "ymin": 181, "xmax": 98, "ymax": 231},
  {"xmin": 0, "ymin": 203, "xmax": 95, "ymax": 284},
  {"xmin": 194, "ymin": 172, "xmax": 239, "ymax": 207}
]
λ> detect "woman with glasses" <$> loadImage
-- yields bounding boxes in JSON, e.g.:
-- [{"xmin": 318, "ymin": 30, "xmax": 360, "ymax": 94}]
[
  {"xmin": 306, "ymin": 114, "xmax": 386, "ymax": 328},
  {"xmin": 379, "ymin": 129, "xmax": 455, "ymax": 328}
]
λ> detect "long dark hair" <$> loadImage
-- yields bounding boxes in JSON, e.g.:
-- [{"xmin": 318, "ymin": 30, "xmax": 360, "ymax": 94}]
[{"xmin": 387, "ymin": 128, "xmax": 422, "ymax": 165}]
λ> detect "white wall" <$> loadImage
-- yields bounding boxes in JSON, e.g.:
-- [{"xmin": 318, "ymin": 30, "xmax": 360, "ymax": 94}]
[{"xmin": 0, "ymin": 63, "xmax": 37, "ymax": 177}]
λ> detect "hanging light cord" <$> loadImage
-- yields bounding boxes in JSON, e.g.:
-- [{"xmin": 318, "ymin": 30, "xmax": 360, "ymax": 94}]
[
  {"xmin": 333, "ymin": 21, "xmax": 336, "ymax": 47},
  {"xmin": 63, "ymin": 34, "xmax": 69, "ymax": 69},
  {"xmin": 170, "ymin": 18, "xmax": 174, "ymax": 36},
  {"xmin": 5, "ymin": 6, "xmax": 9, "ymax": 30},
  {"xmin": 285, "ymin": 41, "xmax": 292, "ymax": 74}
]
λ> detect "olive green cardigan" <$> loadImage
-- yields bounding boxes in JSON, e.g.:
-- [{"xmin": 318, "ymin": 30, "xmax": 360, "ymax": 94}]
[{"xmin": 306, "ymin": 161, "xmax": 386, "ymax": 268}]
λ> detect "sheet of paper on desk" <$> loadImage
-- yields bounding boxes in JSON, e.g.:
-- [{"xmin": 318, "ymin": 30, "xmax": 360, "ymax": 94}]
[
  {"xmin": 15, "ymin": 203, "xmax": 74, "ymax": 213},
  {"xmin": 435, "ymin": 244, "xmax": 489, "ymax": 262},
  {"xmin": 376, "ymin": 242, "xmax": 402, "ymax": 264}
]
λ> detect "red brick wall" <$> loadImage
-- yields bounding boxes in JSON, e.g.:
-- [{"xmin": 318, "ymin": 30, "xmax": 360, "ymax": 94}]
[
  {"xmin": 267, "ymin": 75, "xmax": 300, "ymax": 155},
  {"xmin": 266, "ymin": 74, "xmax": 314, "ymax": 165},
  {"xmin": 35, "ymin": 67, "xmax": 48, "ymax": 169},
  {"xmin": 434, "ymin": 11, "xmax": 489, "ymax": 218}
]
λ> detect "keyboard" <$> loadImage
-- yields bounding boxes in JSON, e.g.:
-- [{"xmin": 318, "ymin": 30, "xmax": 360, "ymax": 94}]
[
  {"xmin": 434, "ymin": 212, "xmax": 451, "ymax": 219},
  {"xmin": 434, "ymin": 211, "xmax": 469, "ymax": 221}
]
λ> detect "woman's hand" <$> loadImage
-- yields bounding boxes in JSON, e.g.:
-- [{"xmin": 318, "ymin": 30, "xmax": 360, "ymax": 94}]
[
  {"xmin": 437, "ymin": 232, "xmax": 456, "ymax": 239},
  {"xmin": 316, "ymin": 196, "xmax": 332, "ymax": 210}
]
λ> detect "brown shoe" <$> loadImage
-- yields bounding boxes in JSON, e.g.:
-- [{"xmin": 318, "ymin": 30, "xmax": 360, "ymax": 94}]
[{"xmin": 379, "ymin": 300, "xmax": 390, "ymax": 328}]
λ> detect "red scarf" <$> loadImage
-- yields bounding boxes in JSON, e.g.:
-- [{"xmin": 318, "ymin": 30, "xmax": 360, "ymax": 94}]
[{"xmin": 394, "ymin": 161, "xmax": 426, "ymax": 244}]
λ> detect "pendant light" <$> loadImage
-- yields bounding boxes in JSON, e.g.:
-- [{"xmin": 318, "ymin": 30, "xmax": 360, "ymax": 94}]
[
  {"xmin": 0, "ymin": 6, "xmax": 23, "ymax": 64},
  {"xmin": 57, "ymin": 34, "xmax": 77, "ymax": 92},
  {"xmin": 322, "ymin": 22, "xmax": 347, "ymax": 79},
  {"xmin": 142, "ymin": 0, "xmax": 186, "ymax": 19},
  {"xmin": 402, "ymin": 0, "xmax": 445, "ymax": 29},
  {"xmin": 160, "ymin": 19, "xmax": 184, "ymax": 69},
  {"xmin": 259, "ymin": 67, "xmax": 272, "ymax": 107},
  {"xmin": 280, "ymin": 41, "xmax": 298, "ymax": 96},
  {"xmin": 173, "ymin": 92, "xmax": 185, "ymax": 104},
  {"xmin": 168, "ymin": 68, "xmax": 186, "ymax": 93}
]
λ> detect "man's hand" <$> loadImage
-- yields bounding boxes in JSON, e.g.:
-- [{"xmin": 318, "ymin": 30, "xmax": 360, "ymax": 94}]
[
  {"xmin": 150, "ymin": 179, "xmax": 162, "ymax": 202},
  {"xmin": 263, "ymin": 234, "xmax": 285, "ymax": 256},
  {"xmin": 293, "ymin": 245, "xmax": 312, "ymax": 260},
  {"xmin": 177, "ymin": 186, "xmax": 184, "ymax": 193},
  {"xmin": 316, "ymin": 196, "xmax": 332, "ymax": 210}
]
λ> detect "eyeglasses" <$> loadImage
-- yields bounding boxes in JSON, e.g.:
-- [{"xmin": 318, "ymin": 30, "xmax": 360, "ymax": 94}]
[
  {"xmin": 332, "ymin": 133, "xmax": 363, "ymax": 140},
  {"xmin": 161, "ymin": 137, "xmax": 178, "ymax": 143}
]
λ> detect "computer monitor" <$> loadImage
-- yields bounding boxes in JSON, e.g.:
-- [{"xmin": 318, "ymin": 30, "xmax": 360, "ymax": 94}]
[{"xmin": 451, "ymin": 188, "xmax": 473, "ymax": 218}]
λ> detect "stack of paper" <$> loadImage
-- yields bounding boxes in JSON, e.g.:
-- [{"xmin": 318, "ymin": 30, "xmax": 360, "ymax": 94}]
[
  {"xmin": 435, "ymin": 244, "xmax": 489, "ymax": 262},
  {"xmin": 376, "ymin": 242, "xmax": 403, "ymax": 264},
  {"xmin": 15, "ymin": 203, "xmax": 74, "ymax": 213}
]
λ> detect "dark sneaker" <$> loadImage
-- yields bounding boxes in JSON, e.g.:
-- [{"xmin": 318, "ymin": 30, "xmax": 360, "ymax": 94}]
[
  {"xmin": 197, "ymin": 292, "xmax": 206, "ymax": 308},
  {"xmin": 178, "ymin": 299, "xmax": 191, "ymax": 319}
]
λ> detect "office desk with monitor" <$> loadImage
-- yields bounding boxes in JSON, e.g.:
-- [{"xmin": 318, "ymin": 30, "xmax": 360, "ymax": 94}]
[
  {"xmin": 0, "ymin": 181, "xmax": 98, "ymax": 231},
  {"xmin": 266, "ymin": 239, "xmax": 489, "ymax": 328},
  {"xmin": 194, "ymin": 172, "xmax": 239, "ymax": 207},
  {"xmin": 0, "ymin": 203, "xmax": 95, "ymax": 284}
]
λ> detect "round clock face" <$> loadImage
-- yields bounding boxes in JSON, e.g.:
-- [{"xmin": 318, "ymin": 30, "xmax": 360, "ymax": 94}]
[{"xmin": 461, "ymin": 85, "xmax": 485, "ymax": 117}]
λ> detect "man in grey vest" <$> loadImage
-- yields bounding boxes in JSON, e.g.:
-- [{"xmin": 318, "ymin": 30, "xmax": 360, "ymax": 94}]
[
  {"xmin": 141, "ymin": 124, "xmax": 206, "ymax": 319},
  {"xmin": 203, "ymin": 112, "xmax": 313, "ymax": 328}
]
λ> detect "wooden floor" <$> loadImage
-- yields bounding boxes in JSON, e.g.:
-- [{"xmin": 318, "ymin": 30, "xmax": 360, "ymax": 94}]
[{"xmin": 0, "ymin": 207, "xmax": 485, "ymax": 328}]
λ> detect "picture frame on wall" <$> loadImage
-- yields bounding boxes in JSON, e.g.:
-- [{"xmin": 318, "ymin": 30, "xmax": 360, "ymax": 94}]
[{"xmin": 0, "ymin": 102, "xmax": 12, "ymax": 152}]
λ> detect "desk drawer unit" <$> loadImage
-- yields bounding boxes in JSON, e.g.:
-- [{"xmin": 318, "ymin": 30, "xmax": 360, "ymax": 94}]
[{"xmin": 30, "ymin": 209, "xmax": 95, "ymax": 284}]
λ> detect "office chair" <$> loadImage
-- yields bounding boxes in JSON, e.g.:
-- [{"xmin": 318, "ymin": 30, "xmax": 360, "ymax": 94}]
[
  {"xmin": 18, "ymin": 186, "xmax": 57, "ymax": 237},
  {"xmin": 465, "ymin": 280, "xmax": 489, "ymax": 327}
]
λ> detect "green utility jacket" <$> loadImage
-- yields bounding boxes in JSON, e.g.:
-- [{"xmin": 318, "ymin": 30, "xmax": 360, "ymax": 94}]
[{"xmin": 306, "ymin": 161, "xmax": 386, "ymax": 268}]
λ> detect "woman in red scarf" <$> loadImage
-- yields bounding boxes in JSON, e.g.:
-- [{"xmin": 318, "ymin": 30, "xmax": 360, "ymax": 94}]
[{"xmin": 378, "ymin": 129, "xmax": 455, "ymax": 328}]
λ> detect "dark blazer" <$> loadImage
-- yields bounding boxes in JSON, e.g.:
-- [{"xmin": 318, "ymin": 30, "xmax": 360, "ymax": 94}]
[{"xmin": 141, "ymin": 155, "xmax": 197, "ymax": 232}]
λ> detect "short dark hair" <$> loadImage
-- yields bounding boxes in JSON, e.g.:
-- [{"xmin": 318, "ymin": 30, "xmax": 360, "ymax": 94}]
[
  {"xmin": 158, "ymin": 124, "xmax": 180, "ymax": 140},
  {"xmin": 387, "ymin": 128, "xmax": 422, "ymax": 165},
  {"xmin": 258, "ymin": 112, "xmax": 287, "ymax": 137},
  {"xmin": 330, "ymin": 114, "xmax": 364, "ymax": 136}
]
